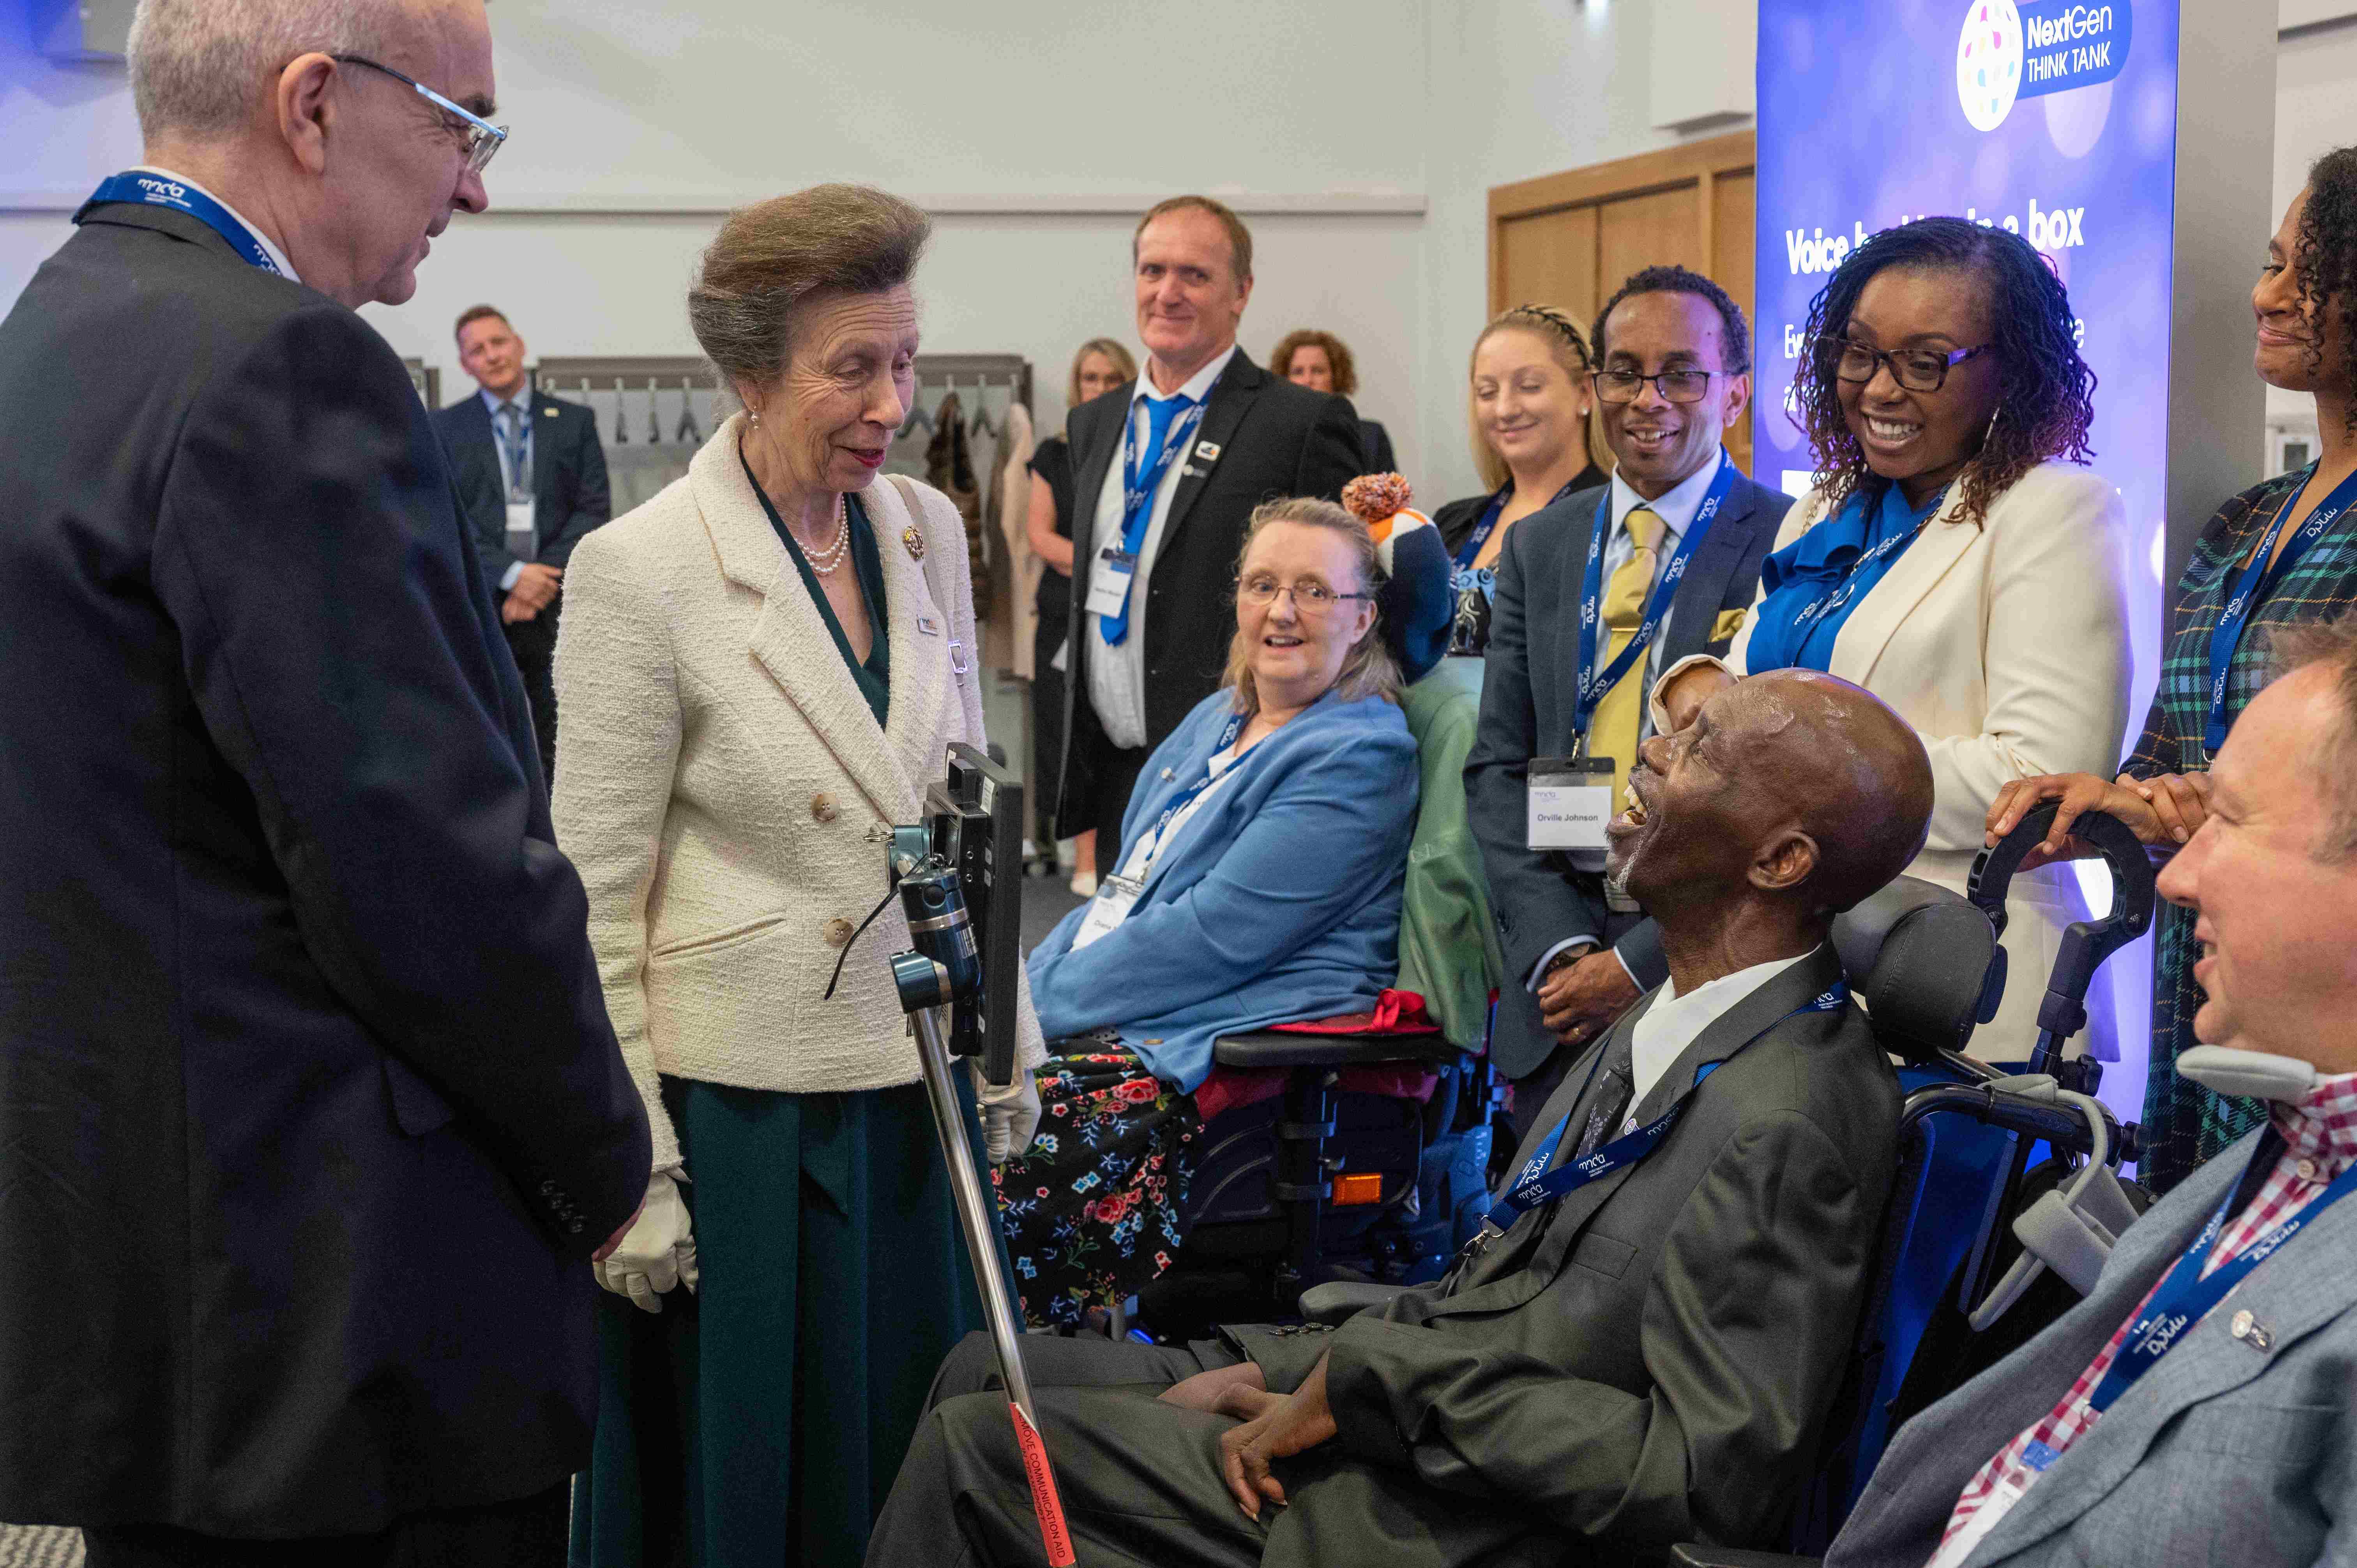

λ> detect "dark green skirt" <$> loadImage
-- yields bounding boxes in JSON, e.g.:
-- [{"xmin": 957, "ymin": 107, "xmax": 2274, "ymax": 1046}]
[{"xmin": 569, "ymin": 1072, "xmax": 1005, "ymax": 1568}]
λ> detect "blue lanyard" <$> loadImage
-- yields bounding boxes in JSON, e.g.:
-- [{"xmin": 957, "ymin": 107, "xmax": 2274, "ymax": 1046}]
[
  {"xmin": 1777, "ymin": 484, "xmax": 1949, "ymax": 647},
  {"xmin": 1571, "ymin": 453, "xmax": 1737, "ymax": 735},
  {"xmin": 496, "ymin": 400, "xmax": 533, "ymax": 497},
  {"xmin": 1118, "ymin": 388, "xmax": 1216, "ymax": 553},
  {"xmin": 80, "ymin": 171, "xmax": 282, "ymax": 276},
  {"xmin": 1139, "ymin": 710, "xmax": 1248, "ymax": 866},
  {"xmin": 1452, "ymin": 477, "xmax": 1587, "ymax": 569},
  {"xmin": 2202, "ymin": 463, "xmax": 2357, "ymax": 755},
  {"xmin": 1474, "ymin": 984, "xmax": 1848, "ymax": 1244},
  {"xmin": 2089, "ymin": 1137, "xmax": 2357, "ymax": 1414}
]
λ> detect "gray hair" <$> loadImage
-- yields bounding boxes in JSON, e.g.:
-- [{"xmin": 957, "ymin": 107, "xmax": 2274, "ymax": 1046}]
[
  {"xmin": 128, "ymin": 0, "xmax": 395, "ymax": 143},
  {"xmin": 2267, "ymin": 614, "xmax": 2357, "ymax": 861},
  {"xmin": 687, "ymin": 185, "xmax": 931, "ymax": 400}
]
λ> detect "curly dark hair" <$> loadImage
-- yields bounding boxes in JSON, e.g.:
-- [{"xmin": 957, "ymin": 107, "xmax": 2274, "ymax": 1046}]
[
  {"xmin": 1794, "ymin": 217, "xmax": 2093, "ymax": 527},
  {"xmin": 1592, "ymin": 265, "xmax": 1753, "ymax": 376},
  {"xmin": 2292, "ymin": 146, "xmax": 2357, "ymax": 428}
]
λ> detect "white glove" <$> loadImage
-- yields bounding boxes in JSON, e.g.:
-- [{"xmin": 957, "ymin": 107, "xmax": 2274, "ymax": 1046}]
[
  {"xmin": 976, "ymin": 1066, "xmax": 1042, "ymax": 1164},
  {"xmin": 595, "ymin": 1169, "xmax": 699, "ymax": 1313}
]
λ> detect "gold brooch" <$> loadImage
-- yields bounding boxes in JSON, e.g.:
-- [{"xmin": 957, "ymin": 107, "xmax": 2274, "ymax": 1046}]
[{"xmin": 902, "ymin": 525, "xmax": 926, "ymax": 561}]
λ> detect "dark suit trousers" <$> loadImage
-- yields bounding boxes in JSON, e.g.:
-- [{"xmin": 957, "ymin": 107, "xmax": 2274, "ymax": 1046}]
[
  {"xmin": 1091, "ymin": 743, "xmax": 1151, "ymax": 862},
  {"xmin": 81, "ymin": 1483, "xmax": 569, "ymax": 1568},
  {"xmin": 504, "ymin": 597, "xmax": 560, "ymax": 780},
  {"xmin": 868, "ymin": 1331, "xmax": 1268, "ymax": 1568}
]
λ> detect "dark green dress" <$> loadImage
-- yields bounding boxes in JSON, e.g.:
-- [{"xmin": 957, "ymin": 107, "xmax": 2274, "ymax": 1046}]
[{"xmin": 571, "ymin": 483, "xmax": 995, "ymax": 1568}]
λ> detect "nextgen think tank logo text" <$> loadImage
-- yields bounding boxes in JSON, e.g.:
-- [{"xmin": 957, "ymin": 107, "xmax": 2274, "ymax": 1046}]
[{"xmin": 1956, "ymin": 0, "xmax": 2132, "ymax": 131}]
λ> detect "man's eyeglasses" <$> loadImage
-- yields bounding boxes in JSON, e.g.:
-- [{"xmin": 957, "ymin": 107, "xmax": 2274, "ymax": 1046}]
[
  {"xmin": 1235, "ymin": 575, "xmax": 1372, "ymax": 616},
  {"xmin": 1590, "ymin": 368, "xmax": 1716, "ymax": 404},
  {"xmin": 1823, "ymin": 339, "xmax": 1992, "ymax": 393},
  {"xmin": 331, "ymin": 54, "xmax": 507, "ymax": 174}
]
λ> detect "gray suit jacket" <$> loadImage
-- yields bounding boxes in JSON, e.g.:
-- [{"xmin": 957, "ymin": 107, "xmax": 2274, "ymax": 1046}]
[
  {"xmin": 1828, "ymin": 1123, "xmax": 2357, "ymax": 1568},
  {"xmin": 1230, "ymin": 946, "xmax": 1899, "ymax": 1564},
  {"xmin": 1465, "ymin": 470, "xmax": 1788, "ymax": 1079}
]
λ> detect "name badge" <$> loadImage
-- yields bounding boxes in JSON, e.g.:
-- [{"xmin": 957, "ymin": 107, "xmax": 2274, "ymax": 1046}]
[
  {"xmin": 504, "ymin": 500, "xmax": 537, "ymax": 561},
  {"xmin": 1085, "ymin": 546, "xmax": 1138, "ymax": 620},
  {"xmin": 1527, "ymin": 755, "xmax": 1616, "ymax": 861},
  {"xmin": 1071, "ymin": 874, "xmax": 1145, "ymax": 951},
  {"xmin": 1921, "ymin": 1442, "xmax": 2059, "ymax": 1568}
]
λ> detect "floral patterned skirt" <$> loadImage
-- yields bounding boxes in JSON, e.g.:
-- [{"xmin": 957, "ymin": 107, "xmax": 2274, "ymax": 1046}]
[{"xmin": 991, "ymin": 1033, "xmax": 1203, "ymax": 1328}]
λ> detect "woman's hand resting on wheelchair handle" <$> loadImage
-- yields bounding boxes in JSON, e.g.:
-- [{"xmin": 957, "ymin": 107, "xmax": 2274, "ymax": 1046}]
[{"xmin": 1985, "ymin": 770, "xmax": 2213, "ymax": 870}]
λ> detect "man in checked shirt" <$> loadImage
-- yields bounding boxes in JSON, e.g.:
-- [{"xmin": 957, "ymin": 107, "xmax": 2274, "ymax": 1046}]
[{"xmin": 1823, "ymin": 618, "xmax": 2357, "ymax": 1568}]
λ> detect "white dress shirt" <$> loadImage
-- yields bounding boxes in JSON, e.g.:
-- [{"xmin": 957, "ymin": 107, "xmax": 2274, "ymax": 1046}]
[
  {"xmin": 482, "ymin": 387, "xmax": 537, "ymax": 592},
  {"xmin": 1085, "ymin": 341, "xmax": 1241, "ymax": 750},
  {"xmin": 1529, "ymin": 447, "xmax": 1729, "ymax": 989},
  {"xmin": 1620, "ymin": 946, "xmax": 1819, "ymax": 1130},
  {"xmin": 133, "ymin": 166, "xmax": 299, "ymax": 282}
]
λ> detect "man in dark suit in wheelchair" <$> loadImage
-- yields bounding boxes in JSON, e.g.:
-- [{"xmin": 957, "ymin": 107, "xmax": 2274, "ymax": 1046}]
[{"xmin": 867, "ymin": 669, "xmax": 1935, "ymax": 1568}]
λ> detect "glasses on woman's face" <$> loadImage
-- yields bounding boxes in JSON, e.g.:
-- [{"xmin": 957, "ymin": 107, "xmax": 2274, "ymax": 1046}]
[
  {"xmin": 330, "ymin": 53, "xmax": 508, "ymax": 174},
  {"xmin": 1590, "ymin": 368, "xmax": 1715, "ymax": 404},
  {"xmin": 1235, "ymin": 573, "xmax": 1372, "ymax": 616},
  {"xmin": 1824, "ymin": 338, "xmax": 1992, "ymax": 393}
]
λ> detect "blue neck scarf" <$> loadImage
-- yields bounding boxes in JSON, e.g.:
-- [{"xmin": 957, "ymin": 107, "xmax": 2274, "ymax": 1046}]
[{"xmin": 1745, "ymin": 482, "xmax": 1947, "ymax": 673}]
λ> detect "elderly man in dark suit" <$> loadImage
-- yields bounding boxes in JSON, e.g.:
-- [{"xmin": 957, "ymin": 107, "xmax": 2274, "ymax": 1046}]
[
  {"xmin": 867, "ymin": 668, "xmax": 1931, "ymax": 1568},
  {"xmin": 1054, "ymin": 194, "xmax": 1366, "ymax": 855},
  {"xmin": 432, "ymin": 303, "xmax": 610, "ymax": 775},
  {"xmin": 0, "ymin": 0, "xmax": 649, "ymax": 1562},
  {"xmin": 1467, "ymin": 265, "xmax": 1793, "ymax": 1134}
]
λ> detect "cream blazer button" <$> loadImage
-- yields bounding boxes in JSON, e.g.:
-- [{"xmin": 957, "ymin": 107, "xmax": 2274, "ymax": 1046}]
[
  {"xmin": 811, "ymin": 792, "xmax": 840, "ymax": 824},
  {"xmin": 823, "ymin": 916, "xmax": 856, "ymax": 946}
]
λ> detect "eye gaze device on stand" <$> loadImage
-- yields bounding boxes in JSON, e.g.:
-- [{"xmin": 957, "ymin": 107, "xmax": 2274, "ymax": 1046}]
[{"xmin": 876, "ymin": 743, "xmax": 1077, "ymax": 1568}]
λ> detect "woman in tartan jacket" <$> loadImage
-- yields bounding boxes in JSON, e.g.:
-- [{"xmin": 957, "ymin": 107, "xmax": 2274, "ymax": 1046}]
[{"xmin": 1989, "ymin": 148, "xmax": 2357, "ymax": 1192}]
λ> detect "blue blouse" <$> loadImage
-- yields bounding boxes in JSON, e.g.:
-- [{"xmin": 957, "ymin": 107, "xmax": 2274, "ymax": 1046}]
[{"xmin": 1746, "ymin": 482, "xmax": 1947, "ymax": 673}]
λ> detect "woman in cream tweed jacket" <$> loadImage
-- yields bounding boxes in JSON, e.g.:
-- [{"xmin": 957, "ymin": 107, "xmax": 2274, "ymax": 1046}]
[{"xmin": 552, "ymin": 185, "xmax": 1041, "ymax": 1568}]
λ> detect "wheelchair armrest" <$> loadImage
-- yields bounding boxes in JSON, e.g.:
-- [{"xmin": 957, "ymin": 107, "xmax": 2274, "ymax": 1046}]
[
  {"xmin": 1299, "ymin": 1280, "xmax": 1408, "ymax": 1326},
  {"xmin": 1212, "ymin": 1029, "xmax": 1462, "ymax": 1069},
  {"xmin": 1669, "ymin": 1548, "xmax": 1820, "ymax": 1568}
]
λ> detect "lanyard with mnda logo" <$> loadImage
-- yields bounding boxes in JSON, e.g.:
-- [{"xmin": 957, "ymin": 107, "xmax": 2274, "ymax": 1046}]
[
  {"xmin": 2088, "ymin": 1140, "xmax": 2357, "ymax": 1414},
  {"xmin": 79, "ymin": 171, "xmax": 283, "ymax": 277},
  {"xmin": 1463, "ymin": 984, "xmax": 1848, "ymax": 1259},
  {"xmin": 2202, "ymin": 462, "xmax": 2357, "ymax": 755},
  {"xmin": 1571, "ymin": 451, "xmax": 1734, "ymax": 735}
]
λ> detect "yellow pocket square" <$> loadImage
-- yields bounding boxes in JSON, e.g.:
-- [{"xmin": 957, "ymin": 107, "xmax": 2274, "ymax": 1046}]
[{"xmin": 1710, "ymin": 608, "xmax": 1748, "ymax": 644}]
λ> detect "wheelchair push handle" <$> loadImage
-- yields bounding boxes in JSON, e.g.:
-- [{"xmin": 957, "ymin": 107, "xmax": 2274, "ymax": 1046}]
[{"xmin": 1967, "ymin": 803, "xmax": 2157, "ymax": 1071}]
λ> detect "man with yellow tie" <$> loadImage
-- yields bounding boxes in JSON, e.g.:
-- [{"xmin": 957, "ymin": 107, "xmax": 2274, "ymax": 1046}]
[{"xmin": 1466, "ymin": 265, "xmax": 1794, "ymax": 1132}]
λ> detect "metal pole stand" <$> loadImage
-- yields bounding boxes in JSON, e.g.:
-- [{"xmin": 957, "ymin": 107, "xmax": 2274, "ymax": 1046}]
[{"xmin": 892, "ymin": 954, "xmax": 1075, "ymax": 1566}]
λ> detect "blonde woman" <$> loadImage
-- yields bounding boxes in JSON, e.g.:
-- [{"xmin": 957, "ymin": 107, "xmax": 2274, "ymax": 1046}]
[
  {"xmin": 1026, "ymin": 337, "xmax": 1136, "ymax": 893},
  {"xmin": 1431, "ymin": 304, "xmax": 1613, "ymax": 655},
  {"xmin": 1004, "ymin": 496, "xmax": 1419, "ymax": 1326}
]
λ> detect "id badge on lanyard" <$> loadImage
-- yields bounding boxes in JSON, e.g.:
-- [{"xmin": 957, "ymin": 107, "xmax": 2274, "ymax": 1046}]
[
  {"xmin": 505, "ymin": 500, "xmax": 538, "ymax": 561},
  {"xmin": 1527, "ymin": 754, "xmax": 1616, "ymax": 864},
  {"xmin": 1085, "ymin": 548, "xmax": 1138, "ymax": 618},
  {"xmin": 1072, "ymin": 874, "xmax": 1144, "ymax": 952},
  {"xmin": 1924, "ymin": 1442, "xmax": 2062, "ymax": 1568}
]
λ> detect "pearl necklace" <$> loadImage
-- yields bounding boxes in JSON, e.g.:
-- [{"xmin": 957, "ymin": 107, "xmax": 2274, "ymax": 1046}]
[{"xmin": 799, "ymin": 494, "xmax": 851, "ymax": 576}]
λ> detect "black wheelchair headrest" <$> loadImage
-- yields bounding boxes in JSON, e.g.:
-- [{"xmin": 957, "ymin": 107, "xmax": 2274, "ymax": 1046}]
[{"xmin": 1830, "ymin": 875, "xmax": 2000, "ymax": 1065}]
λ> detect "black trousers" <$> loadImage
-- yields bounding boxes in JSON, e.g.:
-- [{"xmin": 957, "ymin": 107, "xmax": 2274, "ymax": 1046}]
[
  {"xmin": 865, "ymin": 1331, "xmax": 1268, "ymax": 1568},
  {"xmin": 504, "ymin": 597, "xmax": 560, "ymax": 782},
  {"xmin": 81, "ymin": 1482, "xmax": 569, "ymax": 1568},
  {"xmin": 1090, "ymin": 742, "xmax": 1150, "ymax": 865}
]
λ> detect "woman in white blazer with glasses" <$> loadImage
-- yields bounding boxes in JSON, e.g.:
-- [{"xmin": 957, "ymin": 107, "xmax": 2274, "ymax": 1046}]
[
  {"xmin": 1653, "ymin": 217, "xmax": 2130, "ymax": 1067},
  {"xmin": 551, "ymin": 184, "xmax": 1043, "ymax": 1568}
]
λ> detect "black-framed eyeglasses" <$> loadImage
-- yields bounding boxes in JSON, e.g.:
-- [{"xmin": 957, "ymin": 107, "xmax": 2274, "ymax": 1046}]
[
  {"xmin": 1590, "ymin": 368, "xmax": 1716, "ymax": 404},
  {"xmin": 331, "ymin": 54, "xmax": 508, "ymax": 174},
  {"xmin": 1823, "ymin": 339, "xmax": 1993, "ymax": 393},
  {"xmin": 1235, "ymin": 575, "xmax": 1373, "ymax": 615}
]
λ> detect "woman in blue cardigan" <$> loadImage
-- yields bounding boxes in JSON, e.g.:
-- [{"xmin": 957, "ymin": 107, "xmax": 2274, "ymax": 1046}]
[{"xmin": 1006, "ymin": 496, "xmax": 1421, "ymax": 1326}]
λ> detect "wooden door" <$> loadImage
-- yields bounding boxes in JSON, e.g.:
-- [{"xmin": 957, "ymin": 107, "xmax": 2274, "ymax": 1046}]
[{"xmin": 1489, "ymin": 132, "xmax": 1758, "ymax": 476}]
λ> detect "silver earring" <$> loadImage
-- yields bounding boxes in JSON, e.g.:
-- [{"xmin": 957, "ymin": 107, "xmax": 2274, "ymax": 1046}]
[
  {"xmin": 748, "ymin": 410, "xmax": 760, "ymax": 426},
  {"xmin": 1984, "ymin": 405, "xmax": 2003, "ymax": 441}
]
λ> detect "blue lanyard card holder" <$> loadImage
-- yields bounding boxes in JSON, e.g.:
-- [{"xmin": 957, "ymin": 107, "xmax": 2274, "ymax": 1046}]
[{"xmin": 1528, "ymin": 754, "xmax": 1617, "ymax": 866}]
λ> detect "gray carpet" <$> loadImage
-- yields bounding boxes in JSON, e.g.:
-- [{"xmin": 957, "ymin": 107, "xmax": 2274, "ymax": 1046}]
[{"xmin": 0, "ymin": 1526, "xmax": 81, "ymax": 1568}]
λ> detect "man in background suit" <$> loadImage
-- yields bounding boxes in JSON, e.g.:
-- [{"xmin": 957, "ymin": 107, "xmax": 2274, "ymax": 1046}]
[
  {"xmin": 1467, "ymin": 265, "xmax": 1791, "ymax": 1132},
  {"xmin": 868, "ymin": 669, "xmax": 1930, "ymax": 1567},
  {"xmin": 433, "ymin": 303, "xmax": 610, "ymax": 775},
  {"xmin": 1055, "ymin": 194, "xmax": 1364, "ymax": 854},
  {"xmin": 0, "ymin": 0, "xmax": 648, "ymax": 1561},
  {"xmin": 1823, "ymin": 624, "xmax": 2357, "ymax": 1568}
]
